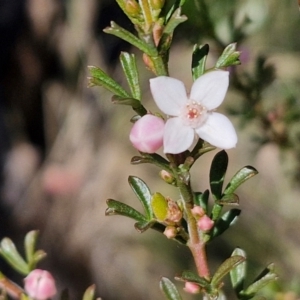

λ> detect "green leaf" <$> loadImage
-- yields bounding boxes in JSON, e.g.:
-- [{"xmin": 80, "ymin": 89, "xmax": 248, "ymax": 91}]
[
  {"xmin": 159, "ymin": 8, "xmax": 187, "ymax": 55},
  {"xmin": 111, "ymin": 95, "xmax": 147, "ymax": 116},
  {"xmin": 88, "ymin": 66, "xmax": 130, "ymax": 97},
  {"xmin": 211, "ymin": 255, "xmax": 246, "ymax": 288},
  {"xmin": 160, "ymin": 277, "xmax": 182, "ymax": 300},
  {"xmin": 194, "ymin": 190, "xmax": 209, "ymax": 211},
  {"xmin": 242, "ymin": 264, "xmax": 278, "ymax": 297},
  {"xmin": 223, "ymin": 166, "xmax": 258, "ymax": 196},
  {"xmin": 104, "ymin": 22, "xmax": 157, "ymax": 56},
  {"xmin": 111, "ymin": 95, "xmax": 141, "ymax": 107},
  {"xmin": 162, "ymin": 8, "xmax": 187, "ymax": 36},
  {"xmin": 230, "ymin": 248, "xmax": 247, "ymax": 295},
  {"xmin": 211, "ymin": 209, "xmax": 241, "ymax": 239},
  {"xmin": 131, "ymin": 153, "xmax": 171, "ymax": 171},
  {"xmin": 192, "ymin": 44, "xmax": 209, "ymax": 80},
  {"xmin": 166, "ymin": 0, "xmax": 186, "ymax": 22},
  {"xmin": 128, "ymin": 176, "xmax": 153, "ymax": 219},
  {"xmin": 210, "ymin": 150, "xmax": 228, "ymax": 201},
  {"xmin": 215, "ymin": 43, "xmax": 241, "ymax": 68},
  {"xmin": 176, "ymin": 270, "xmax": 210, "ymax": 288},
  {"xmin": 31, "ymin": 250, "xmax": 47, "ymax": 268},
  {"xmin": 24, "ymin": 231, "xmax": 38, "ymax": 266},
  {"xmin": 190, "ymin": 139, "xmax": 216, "ymax": 161},
  {"xmin": 218, "ymin": 193, "xmax": 239, "ymax": 205},
  {"xmin": 119, "ymin": 52, "xmax": 141, "ymax": 100},
  {"xmin": 0, "ymin": 238, "xmax": 29, "ymax": 275},
  {"xmin": 134, "ymin": 220, "xmax": 156, "ymax": 233},
  {"xmin": 105, "ymin": 199, "xmax": 146, "ymax": 222},
  {"xmin": 82, "ymin": 285, "xmax": 95, "ymax": 300}
]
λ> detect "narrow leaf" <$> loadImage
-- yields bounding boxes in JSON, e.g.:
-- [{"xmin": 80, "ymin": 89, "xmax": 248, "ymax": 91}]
[
  {"xmin": 111, "ymin": 95, "xmax": 141, "ymax": 107},
  {"xmin": 211, "ymin": 209, "xmax": 241, "ymax": 239},
  {"xmin": 192, "ymin": 44, "xmax": 209, "ymax": 80},
  {"xmin": 230, "ymin": 248, "xmax": 247, "ymax": 295},
  {"xmin": 120, "ymin": 52, "xmax": 141, "ymax": 100},
  {"xmin": 88, "ymin": 66, "xmax": 130, "ymax": 97},
  {"xmin": 218, "ymin": 193, "xmax": 239, "ymax": 205},
  {"xmin": 31, "ymin": 250, "xmax": 47, "ymax": 268},
  {"xmin": 0, "ymin": 238, "xmax": 29, "ymax": 275},
  {"xmin": 194, "ymin": 190, "xmax": 209, "ymax": 211},
  {"xmin": 211, "ymin": 255, "xmax": 246, "ymax": 288},
  {"xmin": 215, "ymin": 43, "xmax": 241, "ymax": 68},
  {"xmin": 243, "ymin": 264, "xmax": 278, "ymax": 297},
  {"xmin": 82, "ymin": 285, "xmax": 95, "ymax": 300},
  {"xmin": 128, "ymin": 176, "xmax": 153, "ymax": 219},
  {"xmin": 176, "ymin": 270, "xmax": 210, "ymax": 288},
  {"xmin": 159, "ymin": 8, "xmax": 187, "ymax": 54},
  {"xmin": 210, "ymin": 150, "xmax": 228, "ymax": 200},
  {"xmin": 112, "ymin": 95, "xmax": 147, "ymax": 116},
  {"xmin": 223, "ymin": 166, "xmax": 258, "ymax": 196},
  {"xmin": 160, "ymin": 277, "xmax": 182, "ymax": 300},
  {"xmin": 134, "ymin": 220, "xmax": 156, "ymax": 233},
  {"xmin": 104, "ymin": 22, "xmax": 157, "ymax": 56},
  {"xmin": 131, "ymin": 153, "xmax": 171, "ymax": 171},
  {"xmin": 105, "ymin": 199, "xmax": 146, "ymax": 222},
  {"xmin": 24, "ymin": 231, "xmax": 39, "ymax": 265}
]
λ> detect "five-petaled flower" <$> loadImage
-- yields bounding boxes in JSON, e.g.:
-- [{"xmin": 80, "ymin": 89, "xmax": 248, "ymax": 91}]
[{"xmin": 150, "ymin": 70, "xmax": 237, "ymax": 154}]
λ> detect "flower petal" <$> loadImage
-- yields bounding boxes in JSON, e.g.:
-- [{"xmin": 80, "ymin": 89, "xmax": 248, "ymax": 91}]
[
  {"xmin": 163, "ymin": 117, "xmax": 194, "ymax": 154},
  {"xmin": 190, "ymin": 71, "xmax": 229, "ymax": 110},
  {"xmin": 150, "ymin": 76, "xmax": 188, "ymax": 116},
  {"xmin": 195, "ymin": 112, "xmax": 237, "ymax": 149}
]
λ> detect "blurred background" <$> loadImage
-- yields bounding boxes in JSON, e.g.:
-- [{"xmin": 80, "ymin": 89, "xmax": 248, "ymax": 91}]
[{"xmin": 0, "ymin": 0, "xmax": 300, "ymax": 299}]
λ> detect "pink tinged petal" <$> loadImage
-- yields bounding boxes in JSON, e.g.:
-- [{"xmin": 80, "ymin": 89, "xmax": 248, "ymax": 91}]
[
  {"xmin": 195, "ymin": 112, "xmax": 237, "ymax": 149},
  {"xmin": 130, "ymin": 114, "xmax": 164, "ymax": 153},
  {"xmin": 163, "ymin": 117, "xmax": 194, "ymax": 154},
  {"xmin": 190, "ymin": 70, "xmax": 229, "ymax": 110},
  {"xmin": 150, "ymin": 76, "xmax": 188, "ymax": 116}
]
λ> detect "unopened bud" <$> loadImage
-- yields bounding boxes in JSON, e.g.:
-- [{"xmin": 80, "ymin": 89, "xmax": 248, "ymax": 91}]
[
  {"xmin": 191, "ymin": 206, "xmax": 205, "ymax": 218},
  {"xmin": 151, "ymin": 0, "xmax": 165, "ymax": 10},
  {"xmin": 125, "ymin": 0, "xmax": 140, "ymax": 16},
  {"xmin": 163, "ymin": 226, "xmax": 177, "ymax": 239},
  {"xmin": 159, "ymin": 170, "xmax": 175, "ymax": 184},
  {"xmin": 24, "ymin": 269, "xmax": 57, "ymax": 300},
  {"xmin": 130, "ymin": 114, "xmax": 164, "ymax": 153},
  {"xmin": 152, "ymin": 22, "xmax": 164, "ymax": 46},
  {"xmin": 166, "ymin": 198, "xmax": 182, "ymax": 223},
  {"xmin": 197, "ymin": 215, "xmax": 214, "ymax": 231},
  {"xmin": 184, "ymin": 282, "xmax": 200, "ymax": 294},
  {"xmin": 143, "ymin": 54, "xmax": 156, "ymax": 73}
]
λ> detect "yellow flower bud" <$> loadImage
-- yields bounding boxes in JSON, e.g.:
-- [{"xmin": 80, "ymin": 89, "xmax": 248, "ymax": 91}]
[
  {"xmin": 125, "ymin": 0, "xmax": 140, "ymax": 16},
  {"xmin": 151, "ymin": 0, "xmax": 165, "ymax": 10}
]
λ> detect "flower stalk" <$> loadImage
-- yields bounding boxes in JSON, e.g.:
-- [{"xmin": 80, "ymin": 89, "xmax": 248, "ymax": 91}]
[{"xmin": 178, "ymin": 180, "xmax": 210, "ymax": 279}]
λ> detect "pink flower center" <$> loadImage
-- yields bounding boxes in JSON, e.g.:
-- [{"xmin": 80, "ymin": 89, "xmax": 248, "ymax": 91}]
[{"xmin": 180, "ymin": 100, "xmax": 208, "ymax": 128}]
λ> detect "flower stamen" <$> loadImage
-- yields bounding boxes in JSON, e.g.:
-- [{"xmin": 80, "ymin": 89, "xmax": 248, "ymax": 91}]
[{"xmin": 181, "ymin": 100, "xmax": 208, "ymax": 128}]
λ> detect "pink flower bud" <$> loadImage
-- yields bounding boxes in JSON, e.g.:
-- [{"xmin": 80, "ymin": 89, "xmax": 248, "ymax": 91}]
[
  {"xmin": 163, "ymin": 226, "xmax": 177, "ymax": 239},
  {"xmin": 197, "ymin": 215, "xmax": 214, "ymax": 231},
  {"xmin": 129, "ymin": 114, "xmax": 164, "ymax": 153},
  {"xmin": 24, "ymin": 269, "xmax": 57, "ymax": 300},
  {"xmin": 191, "ymin": 206, "xmax": 205, "ymax": 218},
  {"xmin": 184, "ymin": 282, "xmax": 200, "ymax": 294}
]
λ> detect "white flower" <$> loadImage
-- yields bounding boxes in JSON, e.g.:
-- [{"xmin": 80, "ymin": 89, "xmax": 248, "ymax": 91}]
[{"xmin": 150, "ymin": 70, "xmax": 237, "ymax": 154}]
